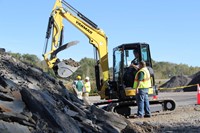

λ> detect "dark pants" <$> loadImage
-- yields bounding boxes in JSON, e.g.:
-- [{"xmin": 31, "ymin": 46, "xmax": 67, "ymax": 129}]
[{"xmin": 136, "ymin": 88, "xmax": 151, "ymax": 117}]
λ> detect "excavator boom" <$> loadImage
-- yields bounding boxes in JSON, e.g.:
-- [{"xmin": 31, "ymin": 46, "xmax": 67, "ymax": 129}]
[{"xmin": 43, "ymin": 0, "xmax": 109, "ymax": 98}]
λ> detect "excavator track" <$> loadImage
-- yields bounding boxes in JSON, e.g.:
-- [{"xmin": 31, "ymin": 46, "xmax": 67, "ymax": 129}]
[{"xmin": 94, "ymin": 98, "xmax": 176, "ymax": 117}]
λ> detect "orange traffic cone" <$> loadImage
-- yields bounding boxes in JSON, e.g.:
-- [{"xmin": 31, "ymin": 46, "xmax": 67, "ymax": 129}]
[{"xmin": 197, "ymin": 84, "xmax": 200, "ymax": 105}]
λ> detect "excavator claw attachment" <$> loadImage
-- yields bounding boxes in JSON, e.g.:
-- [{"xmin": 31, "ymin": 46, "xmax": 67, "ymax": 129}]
[
  {"xmin": 52, "ymin": 41, "xmax": 80, "ymax": 78},
  {"xmin": 56, "ymin": 62, "xmax": 80, "ymax": 78},
  {"xmin": 51, "ymin": 41, "xmax": 79, "ymax": 58}
]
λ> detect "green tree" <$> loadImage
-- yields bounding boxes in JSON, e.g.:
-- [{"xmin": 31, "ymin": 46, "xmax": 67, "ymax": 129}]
[
  {"xmin": 22, "ymin": 54, "xmax": 40, "ymax": 65},
  {"xmin": 8, "ymin": 52, "xmax": 22, "ymax": 60}
]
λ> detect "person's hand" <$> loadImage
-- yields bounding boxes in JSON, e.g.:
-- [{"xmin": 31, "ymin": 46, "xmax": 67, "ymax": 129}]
[
  {"xmin": 129, "ymin": 63, "xmax": 133, "ymax": 67},
  {"xmin": 132, "ymin": 64, "xmax": 139, "ymax": 70}
]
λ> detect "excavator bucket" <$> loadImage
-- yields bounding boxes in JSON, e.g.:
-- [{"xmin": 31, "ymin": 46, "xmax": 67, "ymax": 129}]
[
  {"xmin": 52, "ymin": 41, "xmax": 80, "ymax": 78},
  {"xmin": 56, "ymin": 62, "xmax": 80, "ymax": 78}
]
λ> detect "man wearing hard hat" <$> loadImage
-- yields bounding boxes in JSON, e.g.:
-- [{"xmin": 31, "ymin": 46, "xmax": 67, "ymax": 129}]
[
  {"xmin": 83, "ymin": 76, "xmax": 91, "ymax": 105},
  {"xmin": 72, "ymin": 75, "xmax": 84, "ymax": 99}
]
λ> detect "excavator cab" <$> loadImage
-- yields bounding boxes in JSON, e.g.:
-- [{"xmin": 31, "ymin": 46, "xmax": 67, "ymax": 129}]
[
  {"xmin": 112, "ymin": 43, "xmax": 157, "ymax": 99},
  {"xmin": 96, "ymin": 43, "xmax": 175, "ymax": 116}
]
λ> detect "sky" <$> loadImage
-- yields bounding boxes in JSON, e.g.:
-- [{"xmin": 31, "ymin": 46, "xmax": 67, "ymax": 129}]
[{"xmin": 0, "ymin": 0, "xmax": 200, "ymax": 67}]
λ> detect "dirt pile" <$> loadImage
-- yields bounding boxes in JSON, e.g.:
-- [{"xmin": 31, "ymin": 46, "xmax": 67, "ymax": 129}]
[
  {"xmin": 63, "ymin": 58, "xmax": 80, "ymax": 67},
  {"xmin": 160, "ymin": 71, "xmax": 200, "ymax": 91},
  {"xmin": 160, "ymin": 75, "xmax": 192, "ymax": 89},
  {"xmin": 189, "ymin": 71, "xmax": 200, "ymax": 85},
  {"xmin": 184, "ymin": 71, "xmax": 200, "ymax": 91},
  {"xmin": 0, "ymin": 52, "xmax": 146, "ymax": 133}
]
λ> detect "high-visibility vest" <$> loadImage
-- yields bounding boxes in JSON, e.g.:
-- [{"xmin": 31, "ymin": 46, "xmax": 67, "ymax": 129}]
[
  {"xmin": 73, "ymin": 80, "xmax": 83, "ymax": 92},
  {"xmin": 133, "ymin": 67, "xmax": 151, "ymax": 89},
  {"xmin": 84, "ymin": 82, "xmax": 91, "ymax": 93}
]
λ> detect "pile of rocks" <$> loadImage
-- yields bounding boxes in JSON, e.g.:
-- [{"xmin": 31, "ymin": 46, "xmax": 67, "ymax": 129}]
[
  {"xmin": 0, "ymin": 52, "xmax": 145, "ymax": 133},
  {"xmin": 185, "ymin": 71, "xmax": 200, "ymax": 91},
  {"xmin": 160, "ymin": 75, "xmax": 191, "ymax": 88},
  {"xmin": 160, "ymin": 72, "xmax": 200, "ymax": 92},
  {"xmin": 63, "ymin": 58, "xmax": 80, "ymax": 67}
]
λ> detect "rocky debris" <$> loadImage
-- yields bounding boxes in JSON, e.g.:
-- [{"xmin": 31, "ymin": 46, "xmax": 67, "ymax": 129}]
[
  {"xmin": 160, "ymin": 71, "xmax": 200, "ymax": 92},
  {"xmin": 0, "ymin": 120, "xmax": 31, "ymax": 133},
  {"xmin": 185, "ymin": 71, "xmax": 200, "ymax": 91},
  {"xmin": 62, "ymin": 58, "xmax": 80, "ymax": 67},
  {"xmin": 0, "ymin": 48, "xmax": 5, "ymax": 53},
  {"xmin": 160, "ymin": 75, "xmax": 192, "ymax": 89},
  {"xmin": 0, "ymin": 52, "xmax": 144, "ymax": 132},
  {"xmin": 130, "ymin": 105, "xmax": 200, "ymax": 133}
]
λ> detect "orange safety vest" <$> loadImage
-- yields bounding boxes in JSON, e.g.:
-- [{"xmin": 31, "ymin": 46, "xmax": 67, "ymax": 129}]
[{"xmin": 133, "ymin": 67, "xmax": 151, "ymax": 89}]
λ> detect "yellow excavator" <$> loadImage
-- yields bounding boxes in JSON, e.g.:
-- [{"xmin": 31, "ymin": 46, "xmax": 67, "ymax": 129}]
[{"xmin": 43, "ymin": 0, "xmax": 176, "ymax": 117}]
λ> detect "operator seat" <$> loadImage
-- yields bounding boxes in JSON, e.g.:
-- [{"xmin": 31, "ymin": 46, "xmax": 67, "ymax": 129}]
[{"xmin": 123, "ymin": 67, "xmax": 137, "ymax": 87}]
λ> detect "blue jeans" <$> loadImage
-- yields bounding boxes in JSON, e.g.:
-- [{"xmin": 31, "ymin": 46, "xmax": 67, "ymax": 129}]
[{"xmin": 136, "ymin": 88, "xmax": 151, "ymax": 116}]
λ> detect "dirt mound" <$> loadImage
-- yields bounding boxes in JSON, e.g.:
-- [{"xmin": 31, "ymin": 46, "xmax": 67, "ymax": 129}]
[
  {"xmin": 188, "ymin": 71, "xmax": 200, "ymax": 85},
  {"xmin": 62, "ymin": 58, "xmax": 80, "ymax": 67},
  {"xmin": 184, "ymin": 71, "xmax": 200, "ymax": 91},
  {"xmin": 160, "ymin": 75, "xmax": 192, "ymax": 88},
  {"xmin": 0, "ymin": 52, "xmax": 145, "ymax": 133},
  {"xmin": 160, "ymin": 71, "xmax": 200, "ymax": 92}
]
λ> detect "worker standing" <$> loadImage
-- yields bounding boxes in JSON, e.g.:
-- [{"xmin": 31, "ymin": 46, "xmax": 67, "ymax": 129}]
[
  {"xmin": 72, "ymin": 76, "xmax": 84, "ymax": 100},
  {"xmin": 83, "ymin": 76, "xmax": 91, "ymax": 105},
  {"xmin": 133, "ymin": 61, "xmax": 151, "ymax": 118}
]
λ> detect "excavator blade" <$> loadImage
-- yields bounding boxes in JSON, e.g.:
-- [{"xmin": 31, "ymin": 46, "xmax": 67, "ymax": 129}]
[{"xmin": 57, "ymin": 62, "xmax": 80, "ymax": 78}]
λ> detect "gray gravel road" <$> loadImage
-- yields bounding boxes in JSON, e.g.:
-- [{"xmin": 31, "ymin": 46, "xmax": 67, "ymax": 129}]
[
  {"xmin": 89, "ymin": 92, "xmax": 197, "ymax": 106},
  {"xmin": 156, "ymin": 92, "xmax": 197, "ymax": 106}
]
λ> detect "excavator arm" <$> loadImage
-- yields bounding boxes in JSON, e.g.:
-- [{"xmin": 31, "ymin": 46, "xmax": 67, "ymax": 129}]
[{"xmin": 43, "ymin": 0, "xmax": 109, "ymax": 98}]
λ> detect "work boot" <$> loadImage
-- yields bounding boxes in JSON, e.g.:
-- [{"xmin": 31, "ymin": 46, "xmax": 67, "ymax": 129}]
[
  {"xmin": 134, "ymin": 115, "xmax": 144, "ymax": 118},
  {"xmin": 144, "ymin": 115, "xmax": 151, "ymax": 118}
]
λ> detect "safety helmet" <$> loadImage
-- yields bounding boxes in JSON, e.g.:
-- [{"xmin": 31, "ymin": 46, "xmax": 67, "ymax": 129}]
[
  {"xmin": 85, "ymin": 76, "xmax": 89, "ymax": 80},
  {"xmin": 77, "ymin": 75, "xmax": 81, "ymax": 80}
]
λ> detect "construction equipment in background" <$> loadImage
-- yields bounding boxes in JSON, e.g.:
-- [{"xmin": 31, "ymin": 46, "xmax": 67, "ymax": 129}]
[{"xmin": 43, "ymin": 0, "xmax": 176, "ymax": 117}]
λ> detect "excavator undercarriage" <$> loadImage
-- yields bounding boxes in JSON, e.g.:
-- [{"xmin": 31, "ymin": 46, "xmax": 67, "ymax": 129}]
[{"xmin": 94, "ymin": 98, "xmax": 176, "ymax": 117}]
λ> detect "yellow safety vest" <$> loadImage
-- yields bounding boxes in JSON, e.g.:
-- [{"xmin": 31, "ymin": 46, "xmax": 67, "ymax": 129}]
[
  {"xmin": 84, "ymin": 82, "xmax": 91, "ymax": 93},
  {"xmin": 133, "ymin": 67, "xmax": 151, "ymax": 89}
]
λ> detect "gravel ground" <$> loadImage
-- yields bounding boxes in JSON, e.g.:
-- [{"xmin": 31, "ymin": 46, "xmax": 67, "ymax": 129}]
[
  {"xmin": 89, "ymin": 94, "xmax": 200, "ymax": 133},
  {"xmin": 129, "ymin": 105, "xmax": 200, "ymax": 133}
]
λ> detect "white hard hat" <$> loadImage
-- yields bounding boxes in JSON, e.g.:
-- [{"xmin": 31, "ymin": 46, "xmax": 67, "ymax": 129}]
[{"xmin": 85, "ymin": 76, "xmax": 89, "ymax": 80}]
